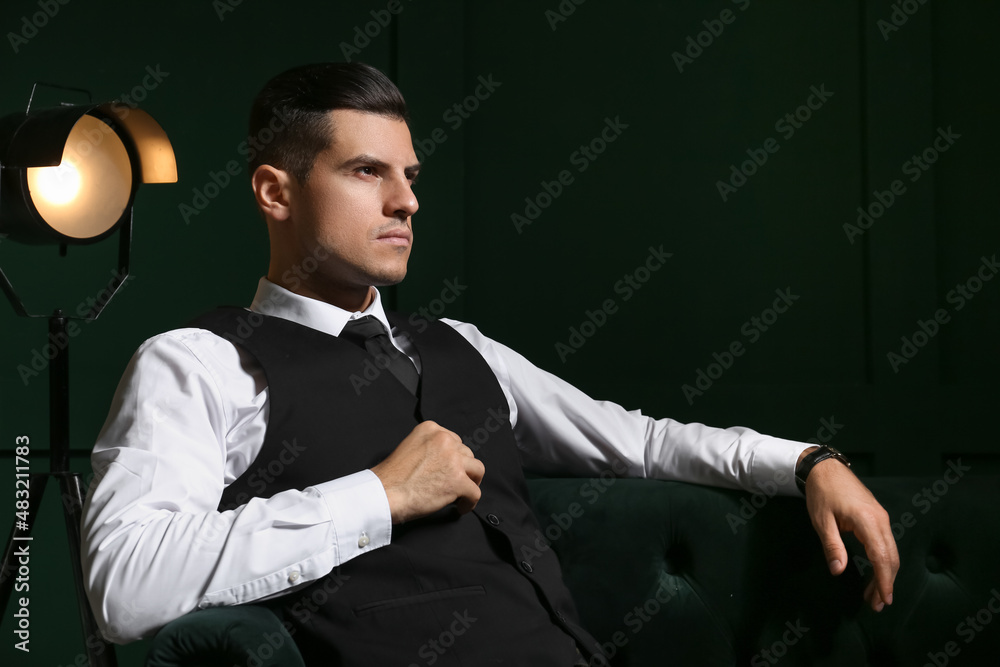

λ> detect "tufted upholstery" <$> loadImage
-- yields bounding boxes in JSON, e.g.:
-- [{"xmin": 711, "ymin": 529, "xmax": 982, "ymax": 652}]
[
  {"xmin": 526, "ymin": 475, "xmax": 1000, "ymax": 666},
  {"xmin": 146, "ymin": 475, "xmax": 1000, "ymax": 666}
]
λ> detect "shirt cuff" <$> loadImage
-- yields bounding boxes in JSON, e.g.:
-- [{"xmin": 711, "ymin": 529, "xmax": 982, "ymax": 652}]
[
  {"xmin": 750, "ymin": 436, "xmax": 814, "ymax": 497},
  {"xmin": 311, "ymin": 470, "xmax": 392, "ymax": 562}
]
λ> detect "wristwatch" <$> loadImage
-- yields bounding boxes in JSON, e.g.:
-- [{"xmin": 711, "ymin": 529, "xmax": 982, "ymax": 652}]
[{"xmin": 795, "ymin": 445, "xmax": 851, "ymax": 493}]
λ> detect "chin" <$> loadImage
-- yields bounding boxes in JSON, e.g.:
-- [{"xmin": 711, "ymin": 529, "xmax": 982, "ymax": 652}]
[{"xmin": 370, "ymin": 269, "xmax": 407, "ymax": 287}]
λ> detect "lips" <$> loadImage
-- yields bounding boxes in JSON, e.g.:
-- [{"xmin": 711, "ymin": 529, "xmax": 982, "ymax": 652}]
[{"xmin": 376, "ymin": 227, "xmax": 412, "ymax": 246}]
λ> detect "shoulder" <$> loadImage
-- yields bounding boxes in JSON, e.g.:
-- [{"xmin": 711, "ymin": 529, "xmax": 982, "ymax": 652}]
[
  {"xmin": 127, "ymin": 325, "xmax": 254, "ymax": 391},
  {"xmin": 435, "ymin": 317, "xmax": 505, "ymax": 354},
  {"xmin": 134, "ymin": 326, "xmax": 240, "ymax": 364}
]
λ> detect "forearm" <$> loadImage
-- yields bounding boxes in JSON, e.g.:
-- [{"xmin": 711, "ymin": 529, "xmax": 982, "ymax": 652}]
[{"xmin": 82, "ymin": 457, "xmax": 390, "ymax": 642}]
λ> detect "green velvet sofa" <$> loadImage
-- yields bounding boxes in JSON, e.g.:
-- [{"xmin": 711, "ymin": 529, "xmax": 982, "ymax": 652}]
[{"xmin": 144, "ymin": 475, "xmax": 1000, "ymax": 666}]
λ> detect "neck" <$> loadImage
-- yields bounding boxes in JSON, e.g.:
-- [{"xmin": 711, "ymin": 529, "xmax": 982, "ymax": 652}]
[{"xmin": 267, "ymin": 265, "xmax": 374, "ymax": 313}]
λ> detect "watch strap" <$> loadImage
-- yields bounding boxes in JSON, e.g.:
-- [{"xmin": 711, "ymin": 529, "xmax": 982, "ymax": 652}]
[{"xmin": 795, "ymin": 445, "xmax": 850, "ymax": 493}]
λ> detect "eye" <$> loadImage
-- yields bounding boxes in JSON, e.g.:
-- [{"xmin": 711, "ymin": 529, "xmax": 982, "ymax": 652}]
[{"xmin": 357, "ymin": 166, "xmax": 377, "ymax": 177}]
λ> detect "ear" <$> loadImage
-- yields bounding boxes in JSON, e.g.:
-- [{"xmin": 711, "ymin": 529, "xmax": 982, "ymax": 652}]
[{"xmin": 252, "ymin": 164, "xmax": 294, "ymax": 222}]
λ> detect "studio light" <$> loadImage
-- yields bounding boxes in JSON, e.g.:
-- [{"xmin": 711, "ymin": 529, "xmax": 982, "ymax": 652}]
[
  {"xmin": 0, "ymin": 100, "xmax": 175, "ymax": 249},
  {"xmin": 0, "ymin": 86, "xmax": 176, "ymax": 667}
]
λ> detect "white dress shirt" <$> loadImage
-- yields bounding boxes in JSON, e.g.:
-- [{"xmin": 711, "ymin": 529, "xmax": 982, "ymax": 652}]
[{"xmin": 81, "ymin": 278, "xmax": 809, "ymax": 642}]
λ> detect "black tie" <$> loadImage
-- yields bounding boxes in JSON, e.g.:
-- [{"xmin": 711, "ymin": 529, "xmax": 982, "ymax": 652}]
[{"xmin": 340, "ymin": 316, "xmax": 419, "ymax": 395}]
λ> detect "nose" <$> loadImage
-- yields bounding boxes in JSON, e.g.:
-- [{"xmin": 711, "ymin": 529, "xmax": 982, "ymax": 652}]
[{"xmin": 385, "ymin": 173, "xmax": 418, "ymax": 220}]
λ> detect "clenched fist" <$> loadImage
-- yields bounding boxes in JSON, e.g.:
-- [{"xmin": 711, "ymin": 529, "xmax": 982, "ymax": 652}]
[{"xmin": 370, "ymin": 421, "xmax": 486, "ymax": 524}]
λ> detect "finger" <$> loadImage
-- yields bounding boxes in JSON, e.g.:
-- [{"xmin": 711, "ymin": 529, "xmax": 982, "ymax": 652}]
[
  {"xmin": 454, "ymin": 479, "xmax": 482, "ymax": 514},
  {"xmin": 815, "ymin": 514, "xmax": 848, "ymax": 575},
  {"xmin": 852, "ymin": 515, "xmax": 899, "ymax": 607},
  {"xmin": 464, "ymin": 458, "xmax": 486, "ymax": 486},
  {"xmin": 865, "ymin": 578, "xmax": 886, "ymax": 612}
]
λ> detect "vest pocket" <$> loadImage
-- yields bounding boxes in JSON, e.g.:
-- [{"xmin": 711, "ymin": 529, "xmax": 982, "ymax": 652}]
[{"xmin": 353, "ymin": 584, "xmax": 486, "ymax": 617}]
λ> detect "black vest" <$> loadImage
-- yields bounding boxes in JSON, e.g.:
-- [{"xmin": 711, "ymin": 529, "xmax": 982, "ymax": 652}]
[{"xmin": 190, "ymin": 308, "xmax": 601, "ymax": 666}]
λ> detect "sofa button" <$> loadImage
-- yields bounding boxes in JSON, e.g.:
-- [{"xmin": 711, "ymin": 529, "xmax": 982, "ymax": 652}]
[
  {"xmin": 520, "ymin": 560, "xmax": 533, "ymax": 574},
  {"xmin": 487, "ymin": 514, "xmax": 500, "ymax": 526},
  {"xmin": 925, "ymin": 553, "xmax": 943, "ymax": 573}
]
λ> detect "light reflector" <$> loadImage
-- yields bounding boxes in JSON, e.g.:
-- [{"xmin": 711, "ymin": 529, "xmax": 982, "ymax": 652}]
[{"xmin": 25, "ymin": 114, "xmax": 133, "ymax": 240}]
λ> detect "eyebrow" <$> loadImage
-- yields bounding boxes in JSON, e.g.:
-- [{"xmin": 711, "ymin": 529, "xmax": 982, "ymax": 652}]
[{"xmin": 341, "ymin": 153, "xmax": 421, "ymax": 179}]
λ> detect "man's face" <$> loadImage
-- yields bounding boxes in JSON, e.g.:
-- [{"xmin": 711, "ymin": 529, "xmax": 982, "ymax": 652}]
[{"xmin": 285, "ymin": 109, "xmax": 419, "ymax": 304}]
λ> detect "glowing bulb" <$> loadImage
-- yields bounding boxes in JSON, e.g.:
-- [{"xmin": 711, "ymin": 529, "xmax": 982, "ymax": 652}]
[
  {"xmin": 32, "ymin": 161, "xmax": 82, "ymax": 205},
  {"xmin": 25, "ymin": 114, "xmax": 134, "ymax": 240}
]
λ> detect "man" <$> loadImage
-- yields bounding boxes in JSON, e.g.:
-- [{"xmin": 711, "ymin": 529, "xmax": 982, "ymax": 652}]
[{"xmin": 82, "ymin": 63, "xmax": 898, "ymax": 664}]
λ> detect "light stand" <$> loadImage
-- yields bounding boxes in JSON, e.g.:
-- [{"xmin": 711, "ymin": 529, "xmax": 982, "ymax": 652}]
[{"xmin": 0, "ymin": 84, "xmax": 175, "ymax": 666}]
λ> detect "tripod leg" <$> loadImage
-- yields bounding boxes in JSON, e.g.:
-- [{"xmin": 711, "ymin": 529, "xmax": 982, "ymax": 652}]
[
  {"xmin": 60, "ymin": 472, "xmax": 117, "ymax": 667},
  {"xmin": 0, "ymin": 472, "xmax": 48, "ymax": 611}
]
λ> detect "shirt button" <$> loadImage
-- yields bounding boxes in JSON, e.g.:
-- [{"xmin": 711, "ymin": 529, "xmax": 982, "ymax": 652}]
[
  {"xmin": 358, "ymin": 532, "xmax": 370, "ymax": 548},
  {"xmin": 520, "ymin": 560, "xmax": 533, "ymax": 574},
  {"xmin": 288, "ymin": 571, "xmax": 300, "ymax": 583},
  {"xmin": 487, "ymin": 514, "xmax": 500, "ymax": 526}
]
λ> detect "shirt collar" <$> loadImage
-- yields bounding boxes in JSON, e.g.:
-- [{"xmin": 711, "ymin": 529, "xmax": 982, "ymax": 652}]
[{"xmin": 249, "ymin": 277, "xmax": 391, "ymax": 337}]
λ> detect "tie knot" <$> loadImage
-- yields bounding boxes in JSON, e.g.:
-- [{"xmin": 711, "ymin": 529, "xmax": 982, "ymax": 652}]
[
  {"xmin": 339, "ymin": 315, "xmax": 420, "ymax": 395},
  {"xmin": 341, "ymin": 316, "xmax": 388, "ymax": 345}
]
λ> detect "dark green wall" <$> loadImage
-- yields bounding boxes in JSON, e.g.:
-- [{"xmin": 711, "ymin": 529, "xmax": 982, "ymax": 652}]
[{"xmin": 0, "ymin": 1, "xmax": 997, "ymax": 664}]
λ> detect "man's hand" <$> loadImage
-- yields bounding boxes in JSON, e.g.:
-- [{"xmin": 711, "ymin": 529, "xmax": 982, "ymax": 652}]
[
  {"xmin": 803, "ymin": 455, "xmax": 900, "ymax": 612},
  {"xmin": 370, "ymin": 421, "xmax": 485, "ymax": 524}
]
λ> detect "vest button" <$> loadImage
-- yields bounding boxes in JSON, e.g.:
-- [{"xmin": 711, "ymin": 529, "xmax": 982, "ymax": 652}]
[
  {"xmin": 487, "ymin": 513, "xmax": 500, "ymax": 526},
  {"xmin": 520, "ymin": 560, "xmax": 533, "ymax": 574}
]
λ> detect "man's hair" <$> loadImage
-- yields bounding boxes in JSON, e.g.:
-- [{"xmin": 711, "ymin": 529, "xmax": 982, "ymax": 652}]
[{"xmin": 248, "ymin": 62, "xmax": 409, "ymax": 183}]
